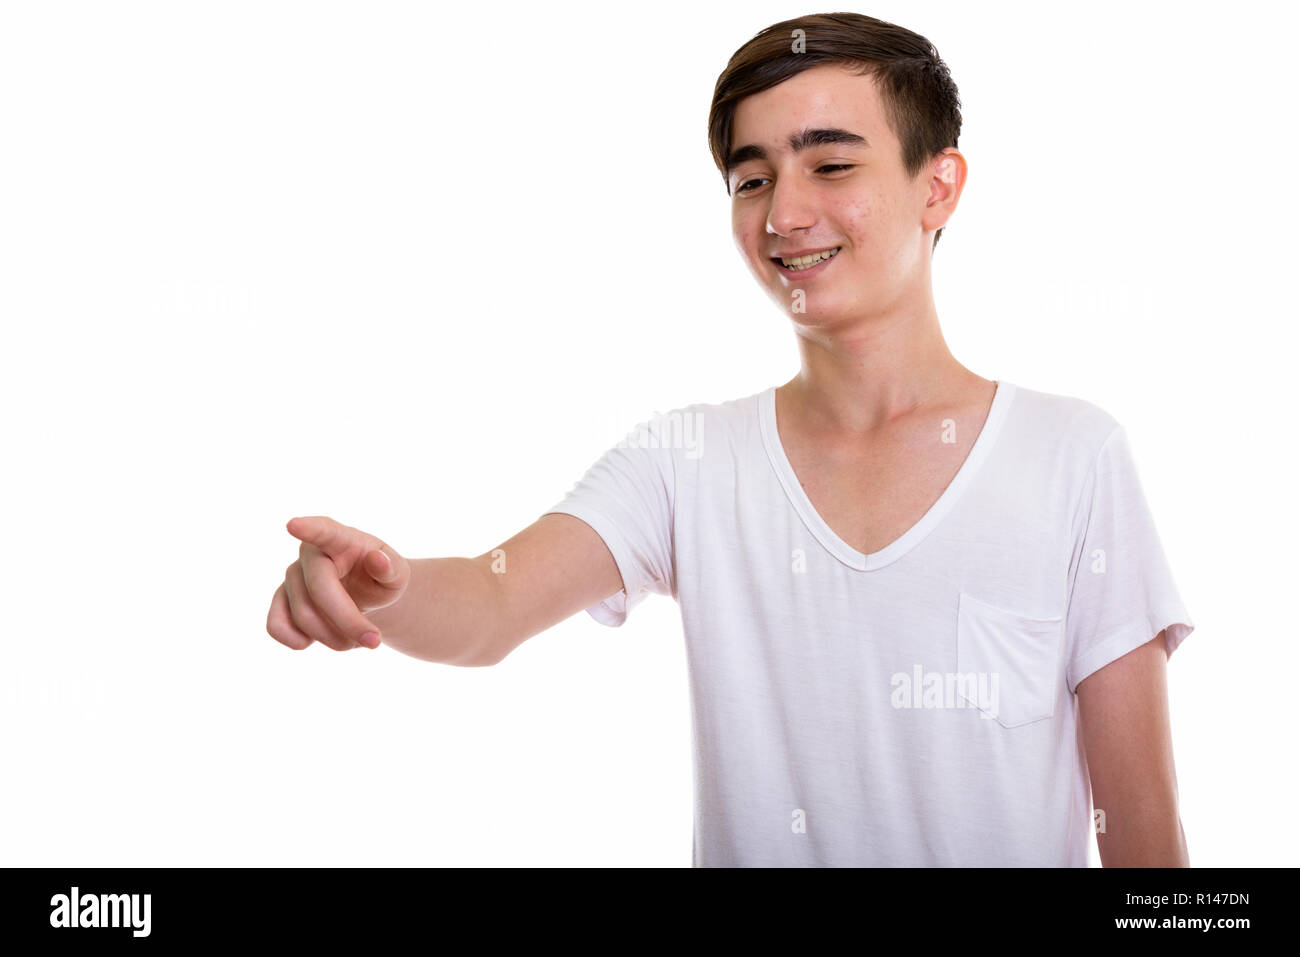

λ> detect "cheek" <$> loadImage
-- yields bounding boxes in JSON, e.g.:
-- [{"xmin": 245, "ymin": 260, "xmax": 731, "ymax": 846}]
[
  {"xmin": 839, "ymin": 191, "xmax": 891, "ymax": 248},
  {"xmin": 838, "ymin": 199, "xmax": 872, "ymax": 247},
  {"xmin": 732, "ymin": 208, "xmax": 763, "ymax": 258}
]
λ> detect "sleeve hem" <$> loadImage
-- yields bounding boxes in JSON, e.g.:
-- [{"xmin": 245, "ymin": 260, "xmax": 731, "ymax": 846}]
[
  {"xmin": 542, "ymin": 504, "xmax": 642, "ymax": 628},
  {"xmin": 1066, "ymin": 609, "xmax": 1195, "ymax": 694}
]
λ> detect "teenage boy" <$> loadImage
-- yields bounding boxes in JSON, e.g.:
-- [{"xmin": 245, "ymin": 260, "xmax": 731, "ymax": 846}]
[{"xmin": 267, "ymin": 13, "xmax": 1194, "ymax": 868}]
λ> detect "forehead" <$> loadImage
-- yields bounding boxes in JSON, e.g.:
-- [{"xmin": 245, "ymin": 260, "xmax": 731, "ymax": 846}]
[{"xmin": 730, "ymin": 63, "xmax": 889, "ymax": 148}]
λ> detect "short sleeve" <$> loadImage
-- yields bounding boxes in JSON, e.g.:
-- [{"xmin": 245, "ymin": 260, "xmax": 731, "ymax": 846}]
[
  {"xmin": 541, "ymin": 419, "xmax": 678, "ymax": 627},
  {"xmin": 1064, "ymin": 425, "xmax": 1195, "ymax": 693}
]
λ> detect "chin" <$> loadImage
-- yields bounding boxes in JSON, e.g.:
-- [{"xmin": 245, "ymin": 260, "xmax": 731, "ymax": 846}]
[
  {"xmin": 774, "ymin": 298, "xmax": 828, "ymax": 322},
  {"xmin": 781, "ymin": 299, "xmax": 852, "ymax": 327}
]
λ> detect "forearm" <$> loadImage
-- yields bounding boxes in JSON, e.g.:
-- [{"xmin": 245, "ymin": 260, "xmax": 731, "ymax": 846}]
[
  {"xmin": 367, "ymin": 557, "xmax": 500, "ymax": 666},
  {"xmin": 1097, "ymin": 801, "xmax": 1189, "ymax": 867}
]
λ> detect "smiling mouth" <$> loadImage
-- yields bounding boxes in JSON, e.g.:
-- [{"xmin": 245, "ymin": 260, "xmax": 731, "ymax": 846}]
[{"xmin": 772, "ymin": 247, "xmax": 842, "ymax": 271}]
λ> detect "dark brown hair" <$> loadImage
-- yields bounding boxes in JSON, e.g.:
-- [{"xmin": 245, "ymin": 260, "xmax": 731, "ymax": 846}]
[{"xmin": 708, "ymin": 12, "xmax": 963, "ymax": 250}]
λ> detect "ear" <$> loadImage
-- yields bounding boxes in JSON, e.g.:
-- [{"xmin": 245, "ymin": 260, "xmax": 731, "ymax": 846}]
[{"xmin": 921, "ymin": 148, "xmax": 967, "ymax": 234}]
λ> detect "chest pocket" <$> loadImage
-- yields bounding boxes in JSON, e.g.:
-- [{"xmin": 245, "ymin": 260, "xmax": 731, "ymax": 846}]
[{"xmin": 955, "ymin": 591, "xmax": 1064, "ymax": 728}]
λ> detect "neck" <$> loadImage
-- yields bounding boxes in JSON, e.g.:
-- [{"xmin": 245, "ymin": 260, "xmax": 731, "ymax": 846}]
[{"xmin": 779, "ymin": 303, "xmax": 985, "ymax": 436}]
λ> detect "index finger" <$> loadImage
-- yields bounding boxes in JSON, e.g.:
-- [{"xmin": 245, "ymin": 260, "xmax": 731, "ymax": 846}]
[{"xmin": 286, "ymin": 515, "xmax": 353, "ymax": 556}]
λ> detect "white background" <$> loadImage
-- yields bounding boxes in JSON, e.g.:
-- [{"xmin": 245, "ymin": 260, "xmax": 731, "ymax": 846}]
[{"xmin": 2, "ymin": 0, "xmax": 1295, "ymax": 867}]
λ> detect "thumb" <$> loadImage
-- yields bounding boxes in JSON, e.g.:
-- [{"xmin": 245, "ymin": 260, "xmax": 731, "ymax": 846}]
[{"xmin": 365, "ymin": 547, "xmax": 398, "ymax": 583}]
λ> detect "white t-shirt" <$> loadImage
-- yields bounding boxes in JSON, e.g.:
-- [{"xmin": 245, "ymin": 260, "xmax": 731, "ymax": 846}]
[{"xmin": 542, "ymin": 380, "xmax": 1194, "ymax": 867}]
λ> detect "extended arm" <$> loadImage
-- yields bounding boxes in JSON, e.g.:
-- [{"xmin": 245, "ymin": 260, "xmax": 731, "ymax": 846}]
[{"xmin": 367, "ymin": 512, "xmax": 624, "ymax": 666}]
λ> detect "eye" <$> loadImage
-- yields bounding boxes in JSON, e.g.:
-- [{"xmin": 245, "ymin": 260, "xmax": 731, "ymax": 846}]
[{"xmin": 734, "ymin": 165, "xmax": 856, "ymax": 195}]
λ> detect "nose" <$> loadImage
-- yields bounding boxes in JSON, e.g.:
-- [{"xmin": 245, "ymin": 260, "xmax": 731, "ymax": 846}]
[{"xmin": 765, "ymin": 172, "xmax": 818, "ymax": 238}]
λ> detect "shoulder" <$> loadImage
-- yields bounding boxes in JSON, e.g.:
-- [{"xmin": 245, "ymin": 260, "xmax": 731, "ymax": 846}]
[
  {"xmin": 623, "ymin": 388, "xmax": 766, "ymax": 462},
  {"xmin": 662, "ymin": 388, "xmax": 765, "ymax": 425},
  {"xmin": 1004, "ymin": 380, "xmax": 1124, "ymax": 464}
]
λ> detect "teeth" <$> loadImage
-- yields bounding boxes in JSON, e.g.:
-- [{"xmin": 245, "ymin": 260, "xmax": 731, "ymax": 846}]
[{"xmin": 780, "ymin": 247, "xmax": 840, "ymax": 270}]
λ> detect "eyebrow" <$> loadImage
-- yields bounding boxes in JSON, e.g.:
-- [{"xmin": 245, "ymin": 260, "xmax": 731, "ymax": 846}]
[{"xmin": 725, "ymin": 127, "xmax": 870, "ymax": 175}]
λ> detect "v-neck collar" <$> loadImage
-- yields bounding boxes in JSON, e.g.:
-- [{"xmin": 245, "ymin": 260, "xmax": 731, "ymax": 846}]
[{"xmin": 758, "ymin": 380, "xmax": 1018, "ymax": 571}]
